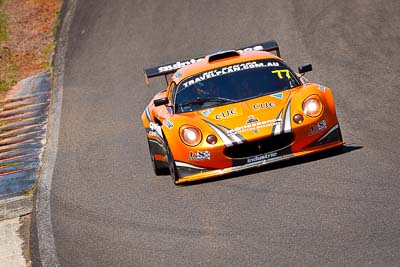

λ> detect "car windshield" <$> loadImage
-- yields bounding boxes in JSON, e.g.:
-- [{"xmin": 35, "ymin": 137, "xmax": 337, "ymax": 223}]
[{"xmin": 174, "ymin": 59, "xmax": 301, "ymax": 113}]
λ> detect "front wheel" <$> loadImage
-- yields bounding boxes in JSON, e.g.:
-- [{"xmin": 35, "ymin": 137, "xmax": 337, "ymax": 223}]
[
  {"xmin": 164, "ymin": 139, "xmax": 179, "ymax": 184},
  {"xmin": 147, "ymin": 138, "xmax": 168, "ymax": 175}
]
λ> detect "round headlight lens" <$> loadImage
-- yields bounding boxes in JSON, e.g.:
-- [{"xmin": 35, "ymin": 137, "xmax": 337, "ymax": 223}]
[
  {"xmin": 180, "ymin": 126, "xmax": 202, "ymax": 146},
  {"xmin": 303, "ymin": 95, "xmax": 323, "ymax": 117}
]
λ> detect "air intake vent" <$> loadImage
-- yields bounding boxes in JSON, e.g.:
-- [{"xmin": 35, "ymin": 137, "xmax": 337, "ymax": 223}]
[
  {"xmin": 224, "ymin": 133, "xmax": 294, "ymax": 159},
  {"xmin": 208, "ymin": 50, "xmax": 240, "ymax": 63}
]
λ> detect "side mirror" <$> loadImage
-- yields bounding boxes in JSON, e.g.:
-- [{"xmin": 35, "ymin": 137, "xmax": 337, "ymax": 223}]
[
  {"xmin": 153, "ymin": 97, "xmax": 169, "ymax": 107},
  {"xmin": 298, "ymin": 64, "xmax": 312, "ymax": 74}
]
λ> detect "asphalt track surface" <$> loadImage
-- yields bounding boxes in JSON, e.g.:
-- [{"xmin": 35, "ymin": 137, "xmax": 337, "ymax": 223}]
[{"xmin": 39, "ymin": 0, "xmax": 400, "ymax": 266}]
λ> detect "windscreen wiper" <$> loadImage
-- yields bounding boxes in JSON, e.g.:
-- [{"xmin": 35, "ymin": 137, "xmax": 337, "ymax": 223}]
[{"xmin": 179, "ymin": 97, "xmax": 237, "ymax": 108}]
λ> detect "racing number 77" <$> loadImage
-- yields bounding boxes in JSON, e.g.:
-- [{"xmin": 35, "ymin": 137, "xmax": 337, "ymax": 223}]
[{"xmin": 272, "ymin": 69, "xmax": 291, "ymax": 79}]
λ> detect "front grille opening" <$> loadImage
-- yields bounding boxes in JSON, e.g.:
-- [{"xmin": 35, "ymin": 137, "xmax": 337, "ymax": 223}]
[{"xmin": 224, "ymin": 133, "xmax": 294, "ymax": 159}]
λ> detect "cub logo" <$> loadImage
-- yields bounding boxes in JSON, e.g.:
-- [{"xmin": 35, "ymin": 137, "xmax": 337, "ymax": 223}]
[{"xmin": 215, "ymin": 108, "xmax": 237, "ymax": 120}]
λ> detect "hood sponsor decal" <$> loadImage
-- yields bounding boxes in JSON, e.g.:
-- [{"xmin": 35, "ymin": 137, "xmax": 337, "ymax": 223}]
[
  {"xmin": 246, "ymin": 115, "xmax": 260, "ymax": 134},
  {"xmin": 246, "ymin": 115, "xmax": 259, "ymax": 124},
  {"xmin": 252, "ymin": 101, "xmax": 276, "ymax": 110},
  {"xmin": 271, "ymin": 93, "xmax": 283, "ymax": 99},
  {"xmin": 308, "ymin": 120, "xmax": 327, "ymax": 136},
  {"xmin": 227, "ymin": 118, "xmax": 282, "ymax": 136},
  {"xmin": 201, "ymin": 108, "xmax": 214, "ymax": 117},
  {"xmin": 189, "ymin": 151, "xmax": 211, "ymax": 161},
  {"xmin": 215, "ymin": 108, "xmax": 237, "ymax": 120}
]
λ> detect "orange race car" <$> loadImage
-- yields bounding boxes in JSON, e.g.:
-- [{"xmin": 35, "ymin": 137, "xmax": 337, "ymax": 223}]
[{"xmin": 142, "ymin": 40, "xmax": 343, "ymax": 185}]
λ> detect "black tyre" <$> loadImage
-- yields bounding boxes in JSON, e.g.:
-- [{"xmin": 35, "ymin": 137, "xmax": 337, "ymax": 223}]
[
  {"xmin": 164, "ymin": 139, "xmax": 179, "ymax": 184},
  {"xmin": 147, "ymin": 138, "xmax": 168, "ymax": 175}
]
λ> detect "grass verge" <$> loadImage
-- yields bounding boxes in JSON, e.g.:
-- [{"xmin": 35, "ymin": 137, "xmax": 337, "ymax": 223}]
[{"xmin": 0, "ymin": 0, "xmax": 18, "ymax": 94}]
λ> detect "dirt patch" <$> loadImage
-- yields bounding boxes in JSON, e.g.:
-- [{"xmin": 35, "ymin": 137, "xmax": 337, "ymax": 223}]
[
  {"xmin": 19, "ymin": 214, "xmax": 32, "ymax": 266},
  {"xmin": 0, "ymin": 0, "xmax": 61, "ymax": 98}
]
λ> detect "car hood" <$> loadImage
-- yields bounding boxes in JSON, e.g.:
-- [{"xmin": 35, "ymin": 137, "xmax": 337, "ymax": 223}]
[{"xmin": 193, "ymin": 90, "xmax": 293, "ymax": 140}]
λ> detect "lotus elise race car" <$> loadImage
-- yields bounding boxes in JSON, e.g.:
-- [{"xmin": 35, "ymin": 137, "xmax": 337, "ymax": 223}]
[{"xmin": 142, "ymin": 40, "xmax": 343, "ymax": 185}]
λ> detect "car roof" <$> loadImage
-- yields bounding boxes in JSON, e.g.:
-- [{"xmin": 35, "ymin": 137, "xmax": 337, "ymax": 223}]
[{"xmin": 171, "ymin": 50, "xmax": 281, "ymax": 85}]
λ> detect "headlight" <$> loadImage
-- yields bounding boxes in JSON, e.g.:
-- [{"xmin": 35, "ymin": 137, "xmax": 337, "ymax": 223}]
[
  {"xmin": 303, "ymin": 95, "xmax": 323, "ymax": 117},
  {"xmin": 180, "ymin": 125, "xmax": 202, "ymax": 146}
]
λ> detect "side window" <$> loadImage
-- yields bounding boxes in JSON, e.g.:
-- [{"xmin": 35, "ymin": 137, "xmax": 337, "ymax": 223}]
[{"xmin": 168, "ymin": 82, "xmax": 177, "ymax": 104}]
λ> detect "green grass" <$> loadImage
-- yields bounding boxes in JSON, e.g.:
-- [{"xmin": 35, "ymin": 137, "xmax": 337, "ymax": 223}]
[
  {"xmin": 44, "ymin": 9, "xmax": 61, "ymax": 73},
  {"xmin": 0, "ymin": 0, "xmax": 18, "ymax": 94},
  {"xmin": 53, "ymin": 10, "xmax": 61, "ymax": 37},
  {"xmin": 0, "ymin": 13, "xmax": 6, "ymax": 43},
  {"xmin": 0, "ymin": 52, "xmax": 18, "ymax": 93},
  {"xmin": 0, "ymin": 0, "xmax": 14, "ymax": 93},
  {"xmin": 0, "ymin": 0, "xmax": 7, "ymax": 46}
]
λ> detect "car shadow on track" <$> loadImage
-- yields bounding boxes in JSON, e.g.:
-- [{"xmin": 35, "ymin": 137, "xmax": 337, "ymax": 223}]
[{"xmin": 177, "ymin": 144, "xmax": 363, "ymax": 187}]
